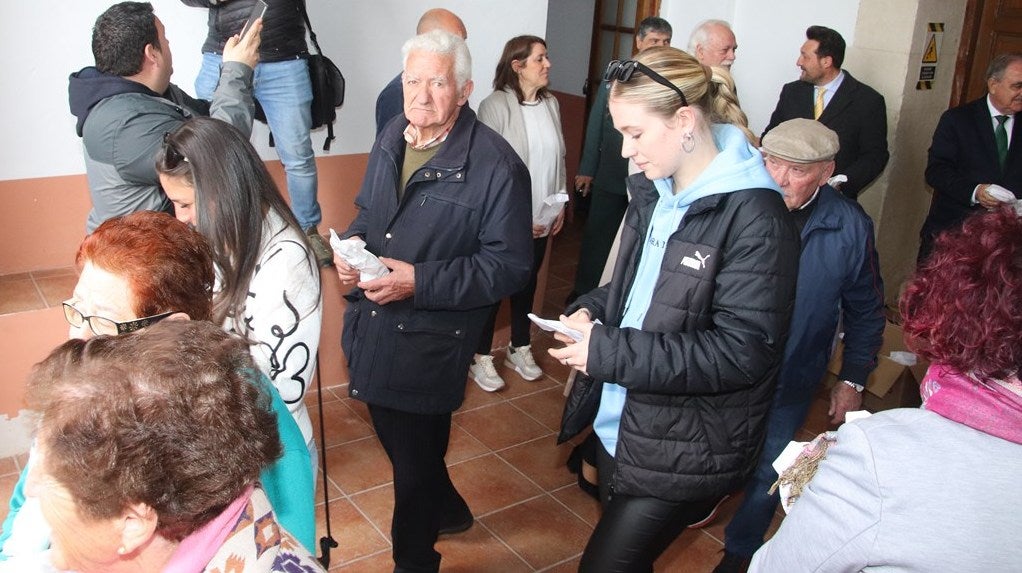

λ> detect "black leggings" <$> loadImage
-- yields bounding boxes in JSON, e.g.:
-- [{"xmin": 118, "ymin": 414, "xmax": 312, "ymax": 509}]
[
  {"xmin": 477, "ymin": 236, "xmax": 548, "ymax": 352},
  {"xmin": 579, "ymin": 444, "xmax": 718, "ymax": 573}
]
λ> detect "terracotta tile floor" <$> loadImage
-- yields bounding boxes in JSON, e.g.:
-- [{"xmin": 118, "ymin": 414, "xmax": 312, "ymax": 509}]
[
  {"xmin": 0, "ymin": 215, "xmax": 831, "ymax": 571},
  {"xmin": 0, "ymin": 266, "xmax": 78, "ymax": 316}
]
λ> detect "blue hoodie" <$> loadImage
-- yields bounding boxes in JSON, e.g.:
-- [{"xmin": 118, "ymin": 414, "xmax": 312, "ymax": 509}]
[{"xmin": 594, "ymin": 123, "xmax": 781, "ymax": 455}]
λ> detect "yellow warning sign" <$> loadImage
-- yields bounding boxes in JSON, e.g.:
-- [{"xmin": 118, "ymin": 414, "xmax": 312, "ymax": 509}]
[{"xmin": 923, "ymin": 34, "xmax": 938, "ymax": 63}]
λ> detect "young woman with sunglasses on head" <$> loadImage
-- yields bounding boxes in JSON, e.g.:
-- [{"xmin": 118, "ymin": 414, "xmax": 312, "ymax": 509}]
[
  {"xmin": 549, "ymin": 47, "xmax": 800, "ymax": 571},
  {"xmin": 156, "ymin": 117, "xmax": 323, "ymax": 462}
]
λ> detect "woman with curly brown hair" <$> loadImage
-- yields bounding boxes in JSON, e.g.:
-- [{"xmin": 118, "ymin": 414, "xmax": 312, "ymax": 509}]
[
  {"xmin": 751, "ymin": 206, "xmax": 1022, "ymax": 572},
  {"xmin": 22, "ymin": 321, "xmax": 322, "ymax": 572}
]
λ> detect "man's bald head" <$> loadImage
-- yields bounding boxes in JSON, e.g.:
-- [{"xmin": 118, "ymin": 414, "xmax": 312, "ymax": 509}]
[{"xmin": 417, "ymin": 8, "xmax": 467, "ymax": 40}]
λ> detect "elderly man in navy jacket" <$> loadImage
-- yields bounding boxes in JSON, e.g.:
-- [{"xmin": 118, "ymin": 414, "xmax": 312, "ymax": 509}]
[
  {"xmin": 335, "ymin": 30, "xmax": 532, "ymax": 573},
  {"xmin": 919, "ymin": 52, "xmax": 1022, "ymax": 262},
  {"xmin": 714, "ymin": 119, "xmax": 885, "ymax": 573}
]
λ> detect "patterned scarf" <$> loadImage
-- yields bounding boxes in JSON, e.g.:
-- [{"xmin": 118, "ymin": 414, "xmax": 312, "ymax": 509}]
[
  {"xmin": 163, "ymin": 486, "xmax": 254, "ymax": 573},
  {"xmin": 920, "ymin": 364, "xmax": 1022, "ymax": 445}
]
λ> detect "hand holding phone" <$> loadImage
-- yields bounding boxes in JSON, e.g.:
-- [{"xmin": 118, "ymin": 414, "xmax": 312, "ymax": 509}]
[
  {"xmin": 239, "ymin": 0, "xmax": 268, "ymax": 39},
  {"xmin": 223, "ymin": 0, "xmax": 264, "ymax": 68}
]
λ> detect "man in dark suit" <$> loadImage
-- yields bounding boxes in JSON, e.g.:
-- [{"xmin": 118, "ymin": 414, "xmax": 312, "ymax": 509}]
[
  {"xmin": 918, "ymin": 52, "xmax": 1022, "ymax": 262},
  {"xmin": 763, "ymin": 25, "xmax": 889, "ymax": 200}
]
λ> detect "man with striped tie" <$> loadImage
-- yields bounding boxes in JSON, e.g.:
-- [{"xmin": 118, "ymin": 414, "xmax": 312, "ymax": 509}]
[{"xmin": 762, "ymin": 25, "xmax": 888, "ymax": 201}]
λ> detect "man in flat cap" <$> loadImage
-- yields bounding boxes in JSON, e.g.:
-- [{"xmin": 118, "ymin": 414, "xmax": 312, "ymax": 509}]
[{"xmin": 713, "ymin": 118, "xmax": 886, "ymax": 573}]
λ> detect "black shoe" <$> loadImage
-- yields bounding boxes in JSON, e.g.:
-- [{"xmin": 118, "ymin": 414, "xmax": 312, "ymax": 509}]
[
  {"xmin": 437, "ymin": 513, "xmax": 474, "ymax": 536},
  {"xmin": 712, "ymin": 551, "xmax": 752, "ymax": 573},
  {"xmin": 688, "ymin": 493, "xmax": 730, "ymax": 529}
]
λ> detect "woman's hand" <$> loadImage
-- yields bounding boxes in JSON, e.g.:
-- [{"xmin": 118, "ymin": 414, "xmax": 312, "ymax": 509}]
[
  {"xmin": 547, "ymin": 311, "xmax": 594, "ymax": 374},
  {"xmin": 550, "ymin": 208, "xmax": 566, "ymax": 236},
  {"xmin": 532, "ymin": 224, "xmax": 547, "ymax": 238}
]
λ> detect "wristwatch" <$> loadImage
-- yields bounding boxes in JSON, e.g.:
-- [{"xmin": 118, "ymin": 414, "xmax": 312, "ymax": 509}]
[{"xmin": 841, "ymin": 379, "xmax": 865, "ymax": 393}]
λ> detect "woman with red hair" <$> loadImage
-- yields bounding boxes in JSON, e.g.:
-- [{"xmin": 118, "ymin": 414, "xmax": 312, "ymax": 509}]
[
  {"xmin": 751, "ymin": 206, "xmax": 1022, "ymax": 572},
  {"xmin": 0, "ymin": 212, "xmax": 315, "ymax": 564}
]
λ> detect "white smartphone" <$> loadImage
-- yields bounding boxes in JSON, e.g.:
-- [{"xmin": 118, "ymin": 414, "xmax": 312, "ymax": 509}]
[{"xmin": 239, "ymin": 0, "xmax": 268, "ymax": 39}]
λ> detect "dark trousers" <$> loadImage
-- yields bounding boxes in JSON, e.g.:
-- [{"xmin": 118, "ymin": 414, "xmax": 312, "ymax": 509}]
[
  {"xmin": 368, "ymin": 404, "xmax": 471, "ymax": 573},
  {"xmin": 477, "ymin": 236, "xmax": 548, "ymax": 352},
  {"xmin": 573, "ymin": 188, "xmax": 629, "ymax": 295},
  {"xmin": 723, "ymin": 394, "xmax": 815, "ymax": 557},
  {"xmin": 579, "ymin": 444, "xmax": 718, "ymax": 573}
]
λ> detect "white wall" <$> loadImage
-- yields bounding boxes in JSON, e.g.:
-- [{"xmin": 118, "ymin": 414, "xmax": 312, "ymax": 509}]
[
  {"xmin": 545, "ymin": 0, "xmax": 595, "ymax": 96},
  {"xmin": 659, "ymin": 0, "xmax": 860, "ymax": 135},
  {"xmin": 0, "ymin": 0, "xmax": 547, "ymax": 182}
]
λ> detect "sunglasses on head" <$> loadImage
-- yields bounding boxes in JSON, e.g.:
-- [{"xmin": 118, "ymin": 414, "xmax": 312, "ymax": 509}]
[
  {"xmin": 603, "ymin": 59, "xmax": 688, "ymax": 107},
  {"xmin": 162, "ymin": 131, "xmax": 189, "ymax": 168}
]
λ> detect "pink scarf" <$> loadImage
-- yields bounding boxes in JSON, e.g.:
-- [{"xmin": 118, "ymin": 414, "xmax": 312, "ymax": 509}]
[
  {"xmin": 162, "ymin": 485, "xmax": 254, "ymax": 573},
  {"xmin": 920, "ymin": 364, "xmax": 1022, "ymax": 445}
]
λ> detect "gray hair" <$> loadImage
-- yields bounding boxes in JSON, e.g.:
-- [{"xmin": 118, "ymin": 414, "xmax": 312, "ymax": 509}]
[
  {"xmin": 987, "ymin": 52, "xmax": 1022, "ymax": 81},
  {"xmin": 688, "ymin": 19, "xmax": 732, "ymax": 53},
  {"xmin": 402, "ymin": 29, "xmax": 472, "ymax": 90}
]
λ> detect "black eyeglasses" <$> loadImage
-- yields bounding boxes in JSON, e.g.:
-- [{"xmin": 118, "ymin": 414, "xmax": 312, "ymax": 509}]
[
  {"xmin": 603, "ymin": 59, "xmax": 688, "ymax": 107},
  {"xmin": 162, "ymin": 131, "xmax": 188, "ymax": 168},
  {"xmin": 62, "ymin": 301, "xmax": 173, "ymax": 336}
]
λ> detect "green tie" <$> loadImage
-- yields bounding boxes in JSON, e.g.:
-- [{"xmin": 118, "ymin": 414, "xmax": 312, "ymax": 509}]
[{"xmin": 996, "ymin": 115, "xmax": 1009, "ymax": 169}]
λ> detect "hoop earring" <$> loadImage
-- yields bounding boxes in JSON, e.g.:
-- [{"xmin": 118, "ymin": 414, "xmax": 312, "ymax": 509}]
[{"xmin": 681, "ymin": 132, "xmax": 695, "ymax": 153}]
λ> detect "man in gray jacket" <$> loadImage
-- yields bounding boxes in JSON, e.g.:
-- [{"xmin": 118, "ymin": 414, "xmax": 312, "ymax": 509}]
[{"xmin": 68, "ymin": 1, "xmax": 260, "ymax": 232}]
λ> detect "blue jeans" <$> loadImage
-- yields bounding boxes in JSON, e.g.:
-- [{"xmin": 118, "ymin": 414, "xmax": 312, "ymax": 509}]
[
  {"xmin": 196, "ymin": 53, "xmax": 321, "ymax": 230},
  {"xmin": 723, "ymin": 393, "xmax": 815, "ymax": 557}
]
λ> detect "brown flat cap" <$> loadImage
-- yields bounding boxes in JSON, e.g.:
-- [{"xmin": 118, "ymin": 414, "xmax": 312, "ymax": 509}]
[{"xmin": 760, "ymin": 118, "xmax": 840, "ymax": 163}]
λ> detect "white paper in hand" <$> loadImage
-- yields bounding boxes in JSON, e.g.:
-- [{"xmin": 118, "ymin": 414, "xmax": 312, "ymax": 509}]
[
  {"xmin": 527, "ymin": 313, "xmax": 585, "ymax": 341},
  {"xmin": 986, "ymin": 184, "xmax": 1015, "ymax": 203},
  {"xmin": 535, "ymin": 192, "xmax": 570, "ymax": 229},
  {"xmin": 329, "ymin": 229, "xmax": 390, "ymax": 281}
]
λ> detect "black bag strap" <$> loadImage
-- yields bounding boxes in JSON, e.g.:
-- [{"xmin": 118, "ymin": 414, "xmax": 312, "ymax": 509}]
[
  {"xmin": 300, "ymin": 0, "xmax": 335, "ymax": 153},
  {"xmin": 299, "ymin": 0, "xmax": 324, "ymax": 57}
]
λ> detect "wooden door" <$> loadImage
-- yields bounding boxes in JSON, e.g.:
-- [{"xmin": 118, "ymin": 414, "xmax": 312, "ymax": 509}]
[
  {"xmin": 583, "ymin": 0, "xmax": 661, "ymax": 110},
  {"xmin": 953, "ymin": 0, "xmax": 1022, "ymax": 106}
]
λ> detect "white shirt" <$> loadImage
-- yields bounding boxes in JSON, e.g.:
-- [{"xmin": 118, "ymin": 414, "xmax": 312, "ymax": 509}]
[
  {"xmin": 521, "ymin": 101, "xmax": 561, "ymax": 231},
  {"xmin": 816, "ymin": 70, "xmax": 846, "ymax": 111}
]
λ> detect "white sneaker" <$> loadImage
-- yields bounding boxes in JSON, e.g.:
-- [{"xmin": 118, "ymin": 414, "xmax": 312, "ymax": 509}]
[
  {"xmin": 469, "ymin": 354, "xmax": 505, "ymax": 392},
  {"xmin": 504, "ymin": 344, "xmax": 543, "ymax": 381}
]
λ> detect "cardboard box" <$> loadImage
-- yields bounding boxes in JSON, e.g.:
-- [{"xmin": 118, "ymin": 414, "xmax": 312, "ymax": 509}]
[{"xmin": 825, "ymin": 321, "xmax": 928, "ymax": 412}]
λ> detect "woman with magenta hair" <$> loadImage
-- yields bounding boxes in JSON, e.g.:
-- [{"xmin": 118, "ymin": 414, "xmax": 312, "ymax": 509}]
[{"xmin": 751, "ymin": 206, "xmax": 1022, "ymax": 572}]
